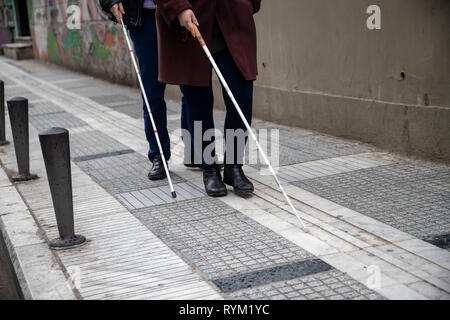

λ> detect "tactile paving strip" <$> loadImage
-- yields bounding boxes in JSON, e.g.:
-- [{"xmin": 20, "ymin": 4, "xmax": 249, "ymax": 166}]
[
  {"xmin": 133, "ymin": 198, "xmax": 314, "ymax": 279},
  {"xmin": 292, "ymin": 160, "xmax": 450, "ymax": 239},
  {"xmin": 76, "ymin": 151, "xmax": 185, "ymax": 194},
  {"xmin": 228, "ymin": 269, "xmax": 385, "ymax": 300},
  {"xmin": 4, "ymin": 87, "xmax": 39, "ymax": 101},
  {"xmin": 213, "ymin": 259, "xmax": 333, "ymax": 293},
  {"xmin": 90, "ymin": 94, "xmax": 137, "ymax": 105},
  {"xmin": 117, "ymin": 182, "xmax": 205, "ymax": 209},
  {"xmin": 29, "ymin": 111, "xmax": 88, "ymax": 132},
  {"xmin": 69, "ymin": 130, "xmax": 131, "ymax": 158},
  {"xmin": 54, "ymin": 79, "xmax": 101, "ymax": 90},
  {"xmin": 248, "ymin": 143, "xmax": 374, "ymax": 168},
  {"xmin": 132, "ymin": 197, "xmax": 382, "ymax": 299},
  {"xmin": 107, "ymin": 103, "xmax": 143, "ymax": 119},
  {"xmin": 74, "ymin": 149, "xmax": 135, "ymax": 162},
  {"xmin": 29, "ymin": 100, "xmax": 64, "ymax": 116}
]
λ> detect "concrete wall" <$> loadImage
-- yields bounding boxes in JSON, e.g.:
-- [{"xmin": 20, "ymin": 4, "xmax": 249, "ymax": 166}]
[
  {"xmin": 28, "ymin": 0, "xmax": 137, "ymax": 85},
  {"xmin": 27, "ymin": 0, "xmax": 450, "ymax": 161},
  {"xmin": 246, "ymin": 0, "xmax": 450, "ymax": 161}
]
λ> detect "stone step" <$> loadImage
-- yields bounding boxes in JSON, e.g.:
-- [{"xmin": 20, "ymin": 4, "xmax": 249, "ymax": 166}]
[
  {"xmin": 1, "ymin": 43, "xmax": 34, "ymax": 60},
  {"xmin": 15, "ymin": 36, "xmax": 32, "ymax": 43}
]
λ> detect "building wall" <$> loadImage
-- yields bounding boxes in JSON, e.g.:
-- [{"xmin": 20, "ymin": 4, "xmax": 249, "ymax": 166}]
[
  {"xmin": 246, "ymin": 0, "xmax": 450, "ymax": 162},
  {"xmin": 27, "ymin": 0, "xmax": 450, "ymax": 161},
  {"xmin": 28, "ymin": 0, "xmax": 137, "ymax": 85},
  {"xmin": 0, "ymin": 0, "xmax": 15, "ymax": 46}
]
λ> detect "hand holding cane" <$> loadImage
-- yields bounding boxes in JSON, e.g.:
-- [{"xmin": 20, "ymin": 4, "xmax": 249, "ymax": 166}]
[{"xmin": 190, "ymin": 25, "xmax": 307, "ymax": 230}]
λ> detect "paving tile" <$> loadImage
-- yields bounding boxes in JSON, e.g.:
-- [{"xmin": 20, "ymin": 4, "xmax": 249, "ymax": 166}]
[
  {"xmin": 213, "ymin": 259, "xmax": 332, "ymax": 293},
  {"xmin": 90, "ymin": 94, "xmax": 136, "ymax": 105},
  {"xmin": 292, "ymin": 160, "xmax": 450, "ymax": 239},
  {"xmin": 69, "ymin": 130, "xmax": 130, "ymax": 158},
  {"xmin": 423, "ymin": 234, "xmax": 450, "ymax": 250},
  {"xmin": 29, "ymin": 111, "xmax": 88, "ymax": 132},
  {"xmin": 74, "ymin": 149, "xmax": 135, "ymax": 162},
  {"xmin": 133, "ymin": 198, "xmax": 313, "ymax": 279},
  {"xmin": 229, "ymin": 269, "xmax": 384, "ymax": 300},
  {"xmin": 75, "ymin": 150, "xmax": 185, "ymax": 193},
  {"xmin": 28, "ymin": 100, "xmax": 64, "ymax": 116}
]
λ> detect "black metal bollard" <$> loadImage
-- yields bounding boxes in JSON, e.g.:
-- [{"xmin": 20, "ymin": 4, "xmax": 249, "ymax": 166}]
[
  {"xmin": 39, "ymin": 127, "xmax": 86, "ymax": 249},
  {"xmin": 0, "ymin": 80, "xmax": 10, "ymax": 146},
  {"xmin": 7, "ymin": 97, "xmax": 38, "ymax": 181}
]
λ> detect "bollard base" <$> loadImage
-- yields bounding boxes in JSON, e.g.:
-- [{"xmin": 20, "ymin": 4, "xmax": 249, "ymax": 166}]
[
  {"xmin": 50, "ymin": 235, "xmax": 87, "ymax": 250},
  {"xmin": 12, "ymin": 173, "xmax": 39, "ymax": 182},
  {"xmin": 0, "ymin": 140, "xmax": 10, "ymax": 146}
]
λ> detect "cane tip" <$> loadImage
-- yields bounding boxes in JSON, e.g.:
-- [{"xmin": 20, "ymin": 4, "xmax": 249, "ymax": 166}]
[{"xmin": 171, "ymin": 191, "xmax": 177, "ymax": 199}]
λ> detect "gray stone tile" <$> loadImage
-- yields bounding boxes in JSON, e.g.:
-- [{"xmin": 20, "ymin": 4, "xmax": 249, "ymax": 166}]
[
  {"xmin": 133, "ymin": 198, "xmax": 313, "ymax": 279},
  {"xmin": 29, "ymin": 111, "xmax": 88, "ymax": 132},
  {"xmin": 69, "ymin": 130, "xmax": 132, "ymax": 158},
  {"xmin": 228, "ymin": 269, "xmax": 384, "ymax": 300},
  {"xmin": 74, "ymin": 149, "xmax": 135, "ymax": 162},
  {"xmin": 212, "ymin": 259, "xmax": 333, "ymax": 293},
  {"xmin": 292, "ymin": 160, "xmax": 450, "ymax": 239},
  {"xmin": 28, "ymin": 100, "xmax": 63, "ymax": 116}
]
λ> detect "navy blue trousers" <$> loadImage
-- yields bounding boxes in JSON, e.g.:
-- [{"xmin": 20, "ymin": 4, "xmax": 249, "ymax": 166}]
[
  {"xmin": 181, "ymin": 48, "xmax": 253, "ymax": 169},
  {"xmin": 129, "ymin": 9, "xmax": 188, "ymax": 162}
]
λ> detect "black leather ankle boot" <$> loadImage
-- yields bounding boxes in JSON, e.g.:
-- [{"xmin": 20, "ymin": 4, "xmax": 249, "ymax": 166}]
[
  {"xmin": 148, "ymin": 155, "xmax": 167, "ymax": 181},
  {"xmin": 223, "ymin": 165, "xmax": 254, "ymax": 197},
  {"xmin": 203, "ymin": 166, "xmax": 228, "ymax": 197}
]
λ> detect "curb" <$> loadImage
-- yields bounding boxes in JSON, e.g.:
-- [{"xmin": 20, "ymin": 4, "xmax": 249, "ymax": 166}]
[{"xmin": 0, "ymin": 163, "xmax": 77, "ymax": 300}]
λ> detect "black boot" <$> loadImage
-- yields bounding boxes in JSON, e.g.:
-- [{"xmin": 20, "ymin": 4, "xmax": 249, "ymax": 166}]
[
  {"xmin": 203, "ymin": 166, "xmax": 228, "ymax": 197},
  {"xmin": 223, "ymin": 165, "xmax": 254, "ymax": 197},
  {"xmin": 148, "ymin": 155, "xmax": 167, "ymax": 181}
]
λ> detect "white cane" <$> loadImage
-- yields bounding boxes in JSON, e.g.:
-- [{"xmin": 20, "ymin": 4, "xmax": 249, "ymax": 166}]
[
  {"xmin": 121, "ymin": 19, "xmax": 176, "ymax": 198},
  {"xmin": 191, "ymin": 26, "xmax": 307, "ymax": 230}
]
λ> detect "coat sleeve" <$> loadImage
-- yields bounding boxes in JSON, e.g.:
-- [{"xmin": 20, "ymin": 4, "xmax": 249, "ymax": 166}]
[
  {"xmin": 154, "ymin": 0, "xmax": 193, "ymax": 26},
  {"xmin": 99, "ymin": 0, "xmax": 122, "ymax": 13},
  {"xmin": 99, "ymin": 0, "xmax": 122, "ymax": 23},
  {"xmin": 252, "ymin": 0, "xmax": 261, "ymax": 13}
]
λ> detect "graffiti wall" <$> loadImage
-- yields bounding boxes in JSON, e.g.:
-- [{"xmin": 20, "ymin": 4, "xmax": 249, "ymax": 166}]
[{"xmin": 29, "ymin": 0, "xmax": 136, "ymax": 85}]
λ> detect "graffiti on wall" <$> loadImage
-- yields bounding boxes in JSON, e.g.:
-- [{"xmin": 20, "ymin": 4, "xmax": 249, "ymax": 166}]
[{"xmin": 30, "ymin": 0, "xmax": 133, "ymax": 84}]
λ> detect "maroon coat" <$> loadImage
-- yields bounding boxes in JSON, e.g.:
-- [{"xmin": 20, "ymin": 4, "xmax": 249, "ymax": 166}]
[{"xmin": 154, "ymin": 0, "xmax": 261, "ymax": 86}]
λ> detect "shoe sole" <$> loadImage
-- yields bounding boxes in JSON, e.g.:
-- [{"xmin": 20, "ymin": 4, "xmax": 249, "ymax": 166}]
[
  {"xmin": 148, "ymin": 173, "xmax": 167, "ymax": 181},
  {"xmin": 234, "ymin": 189, "xmax": 254, "ymax": 198},
  {"xmin": 206, "ymin": 190, "xmax": 228, "ymax": 197},
  {"xmin": 223, "ymin": 178, "xmax": 254, "ymax": 198}
]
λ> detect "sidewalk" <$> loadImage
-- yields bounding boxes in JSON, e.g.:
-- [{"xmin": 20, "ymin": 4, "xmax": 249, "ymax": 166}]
[{"xmin": 0, "ymin": 57, "xmax": 449, "ymax": 300}]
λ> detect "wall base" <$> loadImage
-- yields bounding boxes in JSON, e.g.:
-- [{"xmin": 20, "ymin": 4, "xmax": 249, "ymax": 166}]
[{"xmin": 165, "ymin": 81, "xmax": 450, "ymax": 163}]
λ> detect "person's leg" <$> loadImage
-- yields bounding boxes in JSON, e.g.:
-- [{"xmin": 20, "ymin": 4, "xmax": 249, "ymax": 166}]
[
  {"xmin": 180, "ymin": 91, "xmax": 197, "ymax": 167},
  {"xmin": 180, "ymin": 83, "xmax": 227, "ymax": 197},
  {"xmin": 214, "ymin": 49, "xmax": 254, "ymax": 166},
  {"xmin": 129, "ymin": 11, "xmax": 170, "ymax": 163},
  {"xmin": 180, "ymin": 84, "xmax": 215, "ymax": 169},
  {"xmin": 213, "ymin": 48, "xmax": 254, "ymax": 197}
]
